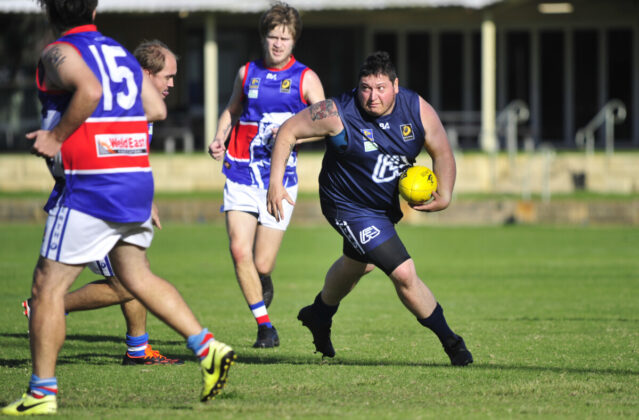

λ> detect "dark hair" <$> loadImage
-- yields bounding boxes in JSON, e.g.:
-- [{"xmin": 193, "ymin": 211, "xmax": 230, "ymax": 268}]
[
  {"xmin": 134, "ymin": 40, "xmax": 176, "ymax": 74},
  {"xmin": 358, "ymin": 51, "xmax": 398, "ymax": 83},
  {"xmin": 258, "ymin": 1, "xmax": 302, "ymax": 43},
  {"xmin": 38, "ymin": 0, "xmax": 98, "ymax": 33}
]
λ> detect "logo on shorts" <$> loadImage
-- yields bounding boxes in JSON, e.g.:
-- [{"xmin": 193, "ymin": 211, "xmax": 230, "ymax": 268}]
[
  {"xmin": 400, "ymin": 124, "xmax": 415, "ymax": 141},
  {"xmin": 280, "ymin": 79, "xmax": 292, "ymax": 93},
  {"xmin": 359, "ymin": 225, "xmax": 380, "ymax": 244}
]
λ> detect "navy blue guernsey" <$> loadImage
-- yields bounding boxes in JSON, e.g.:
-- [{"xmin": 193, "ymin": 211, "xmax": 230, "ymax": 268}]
[{"xmin": 319, "ymin": 87, "xmax": 425, "ymax": 223}]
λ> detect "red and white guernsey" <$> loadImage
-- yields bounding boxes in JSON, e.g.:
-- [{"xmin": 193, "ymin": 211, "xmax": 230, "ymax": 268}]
[
  {"xmin": 38, "ymin": 25, "xmax": 152, "ymax": 223},
  {"xmin": 223, "ymin": 57, "xmax": 311, "ymax": 189}
]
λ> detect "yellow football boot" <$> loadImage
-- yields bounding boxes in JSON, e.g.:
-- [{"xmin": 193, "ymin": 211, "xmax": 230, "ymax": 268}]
[
  {"xmin": 200, "ymin": 340, "xmax": 236, "ymax": 402},
  {"xmin": 2, "ymin": 393, "xmax": 57, "ymax": 416}
]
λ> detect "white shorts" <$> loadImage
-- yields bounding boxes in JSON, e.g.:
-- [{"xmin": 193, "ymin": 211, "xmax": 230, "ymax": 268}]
[
  {"xmin": 87, "ymin": 257, "xmax": 115, "ymax": 277},
  {"xmin": 41, "ymin": 202, "xmax": 154, "ymax": 266},
  {"xmin": 222, "ymin": 179, "xmax": 297, "ymax": 231}
]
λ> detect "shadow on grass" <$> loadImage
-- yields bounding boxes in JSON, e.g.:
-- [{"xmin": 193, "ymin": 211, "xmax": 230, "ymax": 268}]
[
  {"xmin": 3, "ymin": 332, "xmax": 637, "ymax": 377},
  {"xmin": 0, "ymin": 332, "xmax": 188, "ymax": 368},
  {"xmin": 2, "ymin": 352, "xmax": 637, "ymax": 377},
  {"xmin": 0, "ymin": 332, "xmax": 182, "ymax": 346},
  {"xmin": 237, "ymin": 354, "xmax": 639, "ymax": 377}
]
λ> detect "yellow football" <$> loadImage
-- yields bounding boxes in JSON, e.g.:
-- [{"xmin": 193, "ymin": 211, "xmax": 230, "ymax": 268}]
[{"xmin": 398, "ymin": 165, "xmax": 438, "ymax": 204}]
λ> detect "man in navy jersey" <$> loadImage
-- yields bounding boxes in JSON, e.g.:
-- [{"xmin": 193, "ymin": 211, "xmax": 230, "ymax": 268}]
[
  {"xmin": 208, "ymin": 1, "xmax": 324, "ymax": 348},
  {"xmin": 267, "ymin": 51, "xmax": 472, "ymax": 366},
  {"xmin": 3, "ymin": 1, "xmax": 234, "ymax": 415}
]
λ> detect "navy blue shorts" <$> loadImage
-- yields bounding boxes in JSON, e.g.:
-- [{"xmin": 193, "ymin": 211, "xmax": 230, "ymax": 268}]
[{"xmin": 324, "ymin": 213, "xmax": 410, "ymax": 275}]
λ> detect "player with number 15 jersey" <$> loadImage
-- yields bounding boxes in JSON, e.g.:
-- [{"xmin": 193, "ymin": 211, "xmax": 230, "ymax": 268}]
[{"xmin": 38, "ymin": 24, "xmax": 152, "ymax": 224}]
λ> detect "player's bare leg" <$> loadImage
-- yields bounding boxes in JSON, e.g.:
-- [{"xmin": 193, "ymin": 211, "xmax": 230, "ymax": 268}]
[
  {"xmin": 253, "ymin": 223, "xmax": 286, "ymax": 307},
  {"xmin": 109, "ymin": 242, "xmax": 235, "ymax": 398},
  {"xmin": 226, "ymin": 211, "xmax": 279, "ymax": 347},
  {"xmin": 390, "ymin": 258, "xmax": 472, "ymax": 366},
  {"xmin": 321, "ymin": 255, "xmax": 375, "ymax": 305},
  {"xmin": 120, "ymin": 299, "xmax": 147, "ymax": 337},
  {"xmin": 388, "ymin": 258, "xmax": 437, "ymax": 318},
  {"xmin": 59, "ymin": 273, "xmax": 181, "ymax": 364},
  {"xmin": 226, "ymin": 211, "xmax": 262, "ymax": 304},
  {"xmin": 108, "ymin": 243, "xmax": 201, "ymax": 338},
  {"xmin": 64, "ymin": 276, "xmax": 135, "ymax": 312},
  {"xmin": 30, "ymin": 257, "xmax": 85, "ymax": 378},
  {"xmin": 298, "ymin": 256, "xmax": 374, "ymax": 357}
]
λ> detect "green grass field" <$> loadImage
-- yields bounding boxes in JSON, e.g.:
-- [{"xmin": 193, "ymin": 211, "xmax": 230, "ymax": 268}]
[{"xmin": 1, "ymin": 222, "xmax": 638, "ymax": 418}]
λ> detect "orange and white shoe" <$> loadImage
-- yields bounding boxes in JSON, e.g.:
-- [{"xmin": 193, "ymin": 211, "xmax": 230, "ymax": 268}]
[
  {"xmin": 122, "ymin": 345, "xmax": 184, "ymax": 365},
  {"xmin": 21, "ymin": 299, "xmax": 31, "ymax": 320}
]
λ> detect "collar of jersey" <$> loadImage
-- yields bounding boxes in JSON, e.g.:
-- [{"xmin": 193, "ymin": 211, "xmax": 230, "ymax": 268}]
[
  {"xmin": 63, "ymin": 24, "xmax": 98, "ymax": 36},
  {"xmin": 263, "ymin": 55, "xmax": 296, "ymax": 72}
]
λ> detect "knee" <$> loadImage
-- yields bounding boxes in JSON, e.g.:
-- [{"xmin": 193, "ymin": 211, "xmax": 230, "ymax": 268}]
[
  {"xmin": 389, "ymin": 262, "xmax": 418, "ymax": 290},
  {"xmin": 254, "ymin": 257, "xmax": 275, "ymax": 276},
  {"xmin": 364, "ymin": 263, "xmax": 376, "ymax": 275},
  {"xmin": 31, "ymin": 265, "xmax": 64, "ymax": 300},
  {"xmin": 106, "ymin": 276, "xmax": 135, "ymax": 300},
  {"xmin": 229, "ymin": 242, "xmax": 253, "ymax": 265}
]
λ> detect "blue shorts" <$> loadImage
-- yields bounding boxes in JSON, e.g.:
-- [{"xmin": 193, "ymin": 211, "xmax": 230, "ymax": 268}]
[{"xmin": 324, "ymin": 212, "xmax": 410, "ymax": 275}]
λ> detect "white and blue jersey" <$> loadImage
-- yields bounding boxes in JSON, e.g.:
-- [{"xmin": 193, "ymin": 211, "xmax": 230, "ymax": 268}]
[
  {"xmin": 38, "ymin": 24, "xmax": 152, "ymax": 223},
  {"xmin": 223, "ymin": 57, "xmax": 311, "ymax": 189}
]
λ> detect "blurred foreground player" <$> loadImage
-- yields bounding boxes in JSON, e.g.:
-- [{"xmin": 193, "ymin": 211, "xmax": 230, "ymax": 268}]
[
  {"xmin": 3, "ymin": 1, "xmax": 234, "ymax": 415},
  {"xmin": 21, "ymin": 40, "xmax": 183, "ymax": 366}
]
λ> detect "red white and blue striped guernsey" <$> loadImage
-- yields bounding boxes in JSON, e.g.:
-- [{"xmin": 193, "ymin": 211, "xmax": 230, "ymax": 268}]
[
  {"xmin": 222, "ymin": 56, "xmax": 311, "ymax": 190},
  {"xmin": 38, "ymin": 25, "xmax": 152, "ymax": 223}
]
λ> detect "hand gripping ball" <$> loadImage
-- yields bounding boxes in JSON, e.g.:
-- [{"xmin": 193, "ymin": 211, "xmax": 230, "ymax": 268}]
[{"xmin": 398, "ymin": 165, "xmax": 438, "ymax": 204}]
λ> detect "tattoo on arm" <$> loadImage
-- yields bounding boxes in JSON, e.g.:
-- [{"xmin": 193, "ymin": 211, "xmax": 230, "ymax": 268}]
[
  {"xmin": 45, "ymin": 46, "xmax": 66, "ymax": 69},
  {"xmin": 310, "ymin": 99, "xmax": 338, "ymax": 121}
]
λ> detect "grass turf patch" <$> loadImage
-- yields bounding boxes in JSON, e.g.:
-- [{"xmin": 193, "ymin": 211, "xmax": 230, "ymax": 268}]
[{"xmin": 1, "ymin": 223, "xmax": 637, "ymax": 418}]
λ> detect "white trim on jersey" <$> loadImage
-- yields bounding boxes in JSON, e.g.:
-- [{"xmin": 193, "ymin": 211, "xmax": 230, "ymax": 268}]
[
  {"xmin": 65, "ymin": 167, "xmax": 153, "ymax": 175},
  {"xmin": 86, "ymin": 116, "xmax": 147, "ymax": 123},
  {"xmin": 224, "ymin": 155, "xmax": 251, "ymax": 163}
]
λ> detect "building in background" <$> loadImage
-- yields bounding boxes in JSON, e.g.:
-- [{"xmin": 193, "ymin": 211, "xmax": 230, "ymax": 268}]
[{"xmin": 1, "ymin": 0, "xmax": 637, "ymax": 153}]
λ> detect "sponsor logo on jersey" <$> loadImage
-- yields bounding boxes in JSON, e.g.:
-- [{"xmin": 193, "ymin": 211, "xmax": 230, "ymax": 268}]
[
  {"xmin": 359, "ymin": 225, "xmax": 380, "ymax": 244},
  {"xmin": 96, "ymin": 133, "xmax": 148, "ymax": 157},
  {"xmin": 400, "ymin": 124, "xmax": 415, "ymax": 141},
  {"xmin": 379, "ymin": 122, "xmax": 390, "ymax": 130},
  {"xmin": 280, "ymin": 79, "xmax": 292, "ymax": 93},
  {"xmin": 248, "ymin": 78, "xmax": 260, "ymax": 98},
  {"xmin": 360, "ymin": 128, "xmax": 378, "ymax": 152},
  {"xmin": 372, "ymin": 154, "xmax": 411, "ymax": 183},
  {"xmin": 266, "ymin": 73, "xmax": 277, "ymax": 80}
]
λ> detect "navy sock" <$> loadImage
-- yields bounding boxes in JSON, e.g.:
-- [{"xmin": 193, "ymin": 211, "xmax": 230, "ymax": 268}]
[
  {"xmin": 313, "ymin": 292, "xmax": 339, "ymax": 320},
  {"xmin": 418, "ymin": 303, "xmax": 457, "ymax": 345}
]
